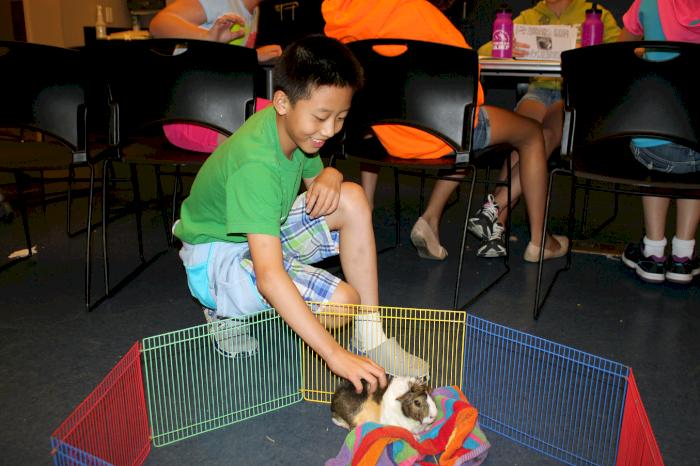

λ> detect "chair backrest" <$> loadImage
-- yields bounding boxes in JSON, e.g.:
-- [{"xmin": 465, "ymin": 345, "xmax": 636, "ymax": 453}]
[
  {"xmin": 0, "ymin": 41, "xmax": 86, "ymax": 159},
  {"xmin": 344, "ymin": 39, "xmax": 479, "ymax": 157},
  {"xmin": 82, "ymin": 39, "xmax": 258, "ymax": 146},
  {"xmin": 561, "ymin": 41, "xmax": 700, "ymax": 154}
]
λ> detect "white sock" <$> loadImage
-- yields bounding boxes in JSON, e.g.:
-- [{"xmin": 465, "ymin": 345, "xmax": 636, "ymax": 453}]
[
  {"xmin": 354, "ymin": 312, "xmax": 389, "ymax": 352},
  {"xmin": 671, "ymin": 236, "xmax": 695, "ymax": 259},
  {"xmin": 642, "ymin": 236, "xmax": 667, "ymax": 258}
]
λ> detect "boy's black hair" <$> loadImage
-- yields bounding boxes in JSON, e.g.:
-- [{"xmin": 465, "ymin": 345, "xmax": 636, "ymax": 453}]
[{"xmin": 273, "ymin": 34, "xmax": 364, "ymax": 105}]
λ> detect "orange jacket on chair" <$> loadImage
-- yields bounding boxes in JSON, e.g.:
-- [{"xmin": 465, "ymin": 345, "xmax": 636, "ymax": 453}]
[{"xmin": 323, "ymin": 0, "xmax": 485, "ymax": 159}]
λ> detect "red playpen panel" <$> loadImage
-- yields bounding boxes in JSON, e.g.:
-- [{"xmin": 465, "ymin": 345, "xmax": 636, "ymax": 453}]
[
  {"xmin": 616, "ymin": 369, "xmax": 664, "ymax": 466},
  {"xmin": 50, "ymin": 342, "xmax": 150, "ymax": 466}
]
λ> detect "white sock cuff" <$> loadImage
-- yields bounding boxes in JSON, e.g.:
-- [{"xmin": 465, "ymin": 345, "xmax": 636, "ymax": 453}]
[
  {"xmin": 642, "ymin": 236, "xmax": 667, "ymax": 258},
  {"xmin": 671, "ymin": 236, "xmax": 695, "ymax": 258},
  {"xmin": 354, "ymin": 312, "xmax": 388, "ymax": 352}
]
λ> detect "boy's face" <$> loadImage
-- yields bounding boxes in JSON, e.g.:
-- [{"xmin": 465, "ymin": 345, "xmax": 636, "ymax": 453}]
[{"xmin": 274, "ymin": 84, "xmax": 353, "ymax": 157}]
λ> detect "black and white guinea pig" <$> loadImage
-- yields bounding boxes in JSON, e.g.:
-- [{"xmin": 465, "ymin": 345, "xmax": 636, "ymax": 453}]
[{"xmin": 331, "ymin": 376, "xmax": 438, "ymax": 434}]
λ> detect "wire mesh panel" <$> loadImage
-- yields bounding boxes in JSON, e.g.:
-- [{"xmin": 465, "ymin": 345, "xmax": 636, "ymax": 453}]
[
  {"xmin": 141, "ymin": 309, "xmax": 303, "ymax": 447},
  {"xmin": 50, "ymin": 342, "xmax": 150, "ymax": 466},
  {"xmin": 463, "ymin": 315, "xmax": 629, "ymax": 466},
  {"xmin": 302, "ymin": 303, "xmax": 468, "ymax": 403},
  {"xmin": 615, "ymin": 369, "xmax": 664, "ymax": 466}
]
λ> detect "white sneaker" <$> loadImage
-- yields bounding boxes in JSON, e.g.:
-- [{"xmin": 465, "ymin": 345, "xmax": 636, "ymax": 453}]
[
  {"xmin": 467, "ymin": 194, "xmax": 500, "ymax": 241},
  {"xmin": 202, "ymin": 308, "xmax": 258, "ymax": 358}
]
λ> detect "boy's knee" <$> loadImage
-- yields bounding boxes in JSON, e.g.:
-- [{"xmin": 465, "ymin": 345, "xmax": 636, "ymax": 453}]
[
  {"xmin": 330, "ymin": 282, "xmax": 360, "ymax": 305},
  {"xmin": 339, "ymin": 182, "xmax": 371, "ymax": 215}
]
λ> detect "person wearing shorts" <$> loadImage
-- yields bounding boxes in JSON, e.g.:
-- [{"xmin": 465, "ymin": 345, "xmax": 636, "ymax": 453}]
[
  {"xmin": 619, "ymin": 0, "xmax": 700, "ymax": 285},
  {"xmin": 174, "ymin": 36, "xmax": 427, "ymax": 393},
  {"xmin": 471, "ymin": 0, "xmax": 620, "ymax": 258},
  {"xmin": 323, "ymin": 0, "xmax": 568, "ymax": 262}
]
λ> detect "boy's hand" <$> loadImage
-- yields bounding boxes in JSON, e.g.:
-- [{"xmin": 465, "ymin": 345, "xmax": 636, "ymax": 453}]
[
  {"xmin": 327, "ymin": 347, "xmax": 387, "ymax": 393},
  {"xmin": 305, "ymin": 168, "xmax": 342, "ymax": 219},
  {"xmin": 208, "ymin": 13, "xmax": 245, "ymax": 43}
]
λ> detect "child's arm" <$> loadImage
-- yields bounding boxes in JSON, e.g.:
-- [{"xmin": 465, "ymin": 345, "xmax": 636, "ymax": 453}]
[
  {"xmin": 248, "ymin": 232, "xmax": 386, "ymax": 393},
  {"xmin": 149, "ymin": 0, "xmax": 245, "ymax": 43},
  {"xmin": 303, "ymin": 166, "xmax": 343, "ymax": 219}
]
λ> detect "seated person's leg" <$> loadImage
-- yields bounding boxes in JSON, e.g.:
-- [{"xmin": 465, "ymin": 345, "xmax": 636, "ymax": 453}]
[
  {"xmin": 625, "ymin": 143, "xmax": 700, "ymax": 283},
  {"xmin": 360, "ymin": 163, "xmax": 381, "ymax": 211},
  {"xmin": 622, "ymin": 195, "xmax": 670, "ymax": 283},
  {"xmin": 410, "ymin": 177, "xmax": 461, "ymax": 260},
  {"xmin": 483, "ymin": 105, "xmax": 567, "ymax": 261},
  {"xmin": 666, "ymin": 198, "xmax": 700, "ymax": 283},
  {"xmin": 482, "ymin": 92, "xmax": 562, "ymax": 239}
]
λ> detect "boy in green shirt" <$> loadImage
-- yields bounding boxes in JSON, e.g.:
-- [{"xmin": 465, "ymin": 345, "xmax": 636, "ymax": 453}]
[{"xmin": 174, "ymin": 35, "xmax": 426, "ymax": 393}]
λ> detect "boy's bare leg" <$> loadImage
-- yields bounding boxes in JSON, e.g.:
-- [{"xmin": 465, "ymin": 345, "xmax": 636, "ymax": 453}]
[
  {"xmin": 325, "ymin": 182, "xmax": 378, "ymax": 306},
  {"xmin": 324, "ymin": 182, "xmax": 428, "ymax": 377}
]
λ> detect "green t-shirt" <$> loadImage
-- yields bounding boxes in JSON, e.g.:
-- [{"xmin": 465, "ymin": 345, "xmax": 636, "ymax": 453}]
[{"xmin": 174, "ymin": 106, "xmax": 324, "ymax": 244}]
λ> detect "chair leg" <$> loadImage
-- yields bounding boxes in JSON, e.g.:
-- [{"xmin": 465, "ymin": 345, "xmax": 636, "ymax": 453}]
[
  {"xmin": 418, "ymin": 170, "xmax": 427, "ymax": 214},
  {"xmin": 85, "ymin": 164, "xmax": 96, "ymax": 311},
  {"xmin": 101, "ymin": 159, "xmax": 111, "ymax": 298},
  {"xmin": 153, "ymin": 166, "xmax": 172, "ymax": 247},
  {"xmin": 129, "ymin": 164, "xmax": 146, "ymax": 263},
  {"xmin": 13, "ymin": 171, "xmax": 33, "ymax": 257},
  {"xmin": 532, "ymin": 168, "xmax": 573, "ymax": 319},
  {"xmin": 393, "ymin": 167, "xmax": 401, "ymax": 247},
  {"xmin": 580, "ymin": 179, "xmax": 591, "ymax": 237},
  {"xmin": 66, "ymin": 165, "xmax": 75, "ymax": 236},
  {"xmin": 453, "ymin": 165, "xmax": 477, "ymax": 310},
  {"xmin": 171, "ymin": 168, "xmax": 182, "ymax": 246},
  {"xmin": 39, "ymin": 170, "xmax": 47, "ymax": 213}
]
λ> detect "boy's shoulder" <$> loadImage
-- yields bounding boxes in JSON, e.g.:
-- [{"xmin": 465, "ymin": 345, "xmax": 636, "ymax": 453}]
[{"xmin": 218, "ymin": 106, "xmax": 279, "ymax": 163}]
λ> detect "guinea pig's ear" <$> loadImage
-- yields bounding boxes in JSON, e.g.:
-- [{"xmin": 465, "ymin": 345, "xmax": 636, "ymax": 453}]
[{"xmin": 396, "ymin": 391, "xmax": 411, "ymax": 403}]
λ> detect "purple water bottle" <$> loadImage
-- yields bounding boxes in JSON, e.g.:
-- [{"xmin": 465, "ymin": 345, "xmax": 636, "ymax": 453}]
[
  {"xmin": 581, "ymin": 3, "xmax": 604, "ymax": 47},
  {"xmin": 492, "ymin": 4, "xmax": 513, "ymax": 58}
]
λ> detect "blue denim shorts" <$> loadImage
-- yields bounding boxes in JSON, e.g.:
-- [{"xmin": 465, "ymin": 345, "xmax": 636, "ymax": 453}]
[
  {"xmin": 631, "ymin": 142, "xmax": 700, "ymax": 174},
  {"xmin": 178, "ymin": 193, "xmax": 341, "ymax": 318},
  {"xmin": 472, "ymin": 107, "xmax": 491, "ymax": 150},
  {"xmin": 516, "ymin": 85, "xmax": 562, "ymax": 109}
]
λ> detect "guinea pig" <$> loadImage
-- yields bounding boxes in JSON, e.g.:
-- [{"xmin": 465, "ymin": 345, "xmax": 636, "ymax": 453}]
[{"xmin": 330, "ymin": 376, "xmax": 438, "ymax": 434}]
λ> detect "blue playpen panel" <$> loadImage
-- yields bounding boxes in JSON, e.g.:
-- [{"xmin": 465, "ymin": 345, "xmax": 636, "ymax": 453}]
[{"xmin": 463, "ymin": 315, "xmax": 629, "ymax": 466}]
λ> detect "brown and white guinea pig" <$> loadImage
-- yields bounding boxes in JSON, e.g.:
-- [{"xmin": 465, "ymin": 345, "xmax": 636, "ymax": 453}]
[{"xmin": 331, "ymin": 376, "xmax": 438, "ymax": 434}]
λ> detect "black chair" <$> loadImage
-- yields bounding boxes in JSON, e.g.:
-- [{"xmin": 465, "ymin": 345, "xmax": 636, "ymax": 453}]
[
  {"xmin": 0, "ymin": 41, "xmax": 99, "ymax": 271},
  {"xmin": 82, "ymin": 39, "xmax": 258, "ymax": 310},
  {"xmin": 533, "ymin": 41, "xmax": 700, "ymax": 318},
  {"xmin": 341, "ymin": 39, "xmax": 513, "ymax": 310}
]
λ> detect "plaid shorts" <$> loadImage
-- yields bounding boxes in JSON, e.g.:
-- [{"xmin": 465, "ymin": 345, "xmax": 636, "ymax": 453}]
[{"xmin": 179, "ymin": 193, "xmax": 341, "ymax": 318}]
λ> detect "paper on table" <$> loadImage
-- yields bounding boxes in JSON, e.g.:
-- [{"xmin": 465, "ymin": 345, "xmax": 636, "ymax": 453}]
[{"xmin": 513, "ymin": 24, "xmax": 577, "ymax": 60}]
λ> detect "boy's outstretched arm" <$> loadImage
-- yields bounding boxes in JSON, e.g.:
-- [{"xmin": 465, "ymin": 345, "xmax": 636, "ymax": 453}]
[{"xmin": 248, "ymin": 233, "xmax": 387, "ymax": 393}]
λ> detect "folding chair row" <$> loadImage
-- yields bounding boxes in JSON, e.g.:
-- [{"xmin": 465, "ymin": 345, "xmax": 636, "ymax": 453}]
[
  {"xmin": 533, "ymin": 41, "xmax": 700, "ymax": 318},
  {"xmin": 337, "ymin": 38, "xmax": 514, "ymax": 310},
  {"xmin": 0, "ymin": 39, "xmax": 259, "ymax": 311}
]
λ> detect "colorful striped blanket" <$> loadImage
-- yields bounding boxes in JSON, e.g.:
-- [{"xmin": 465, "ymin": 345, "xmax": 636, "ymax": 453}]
[{"xmin": 326, "ymin": 386, "xmax": 490, "ymax": 466}]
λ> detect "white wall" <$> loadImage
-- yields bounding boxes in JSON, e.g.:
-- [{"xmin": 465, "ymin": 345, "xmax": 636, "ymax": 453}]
[{"xmin": 23, "ymin": 0, "xmax": 133, "ymax": 47}]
